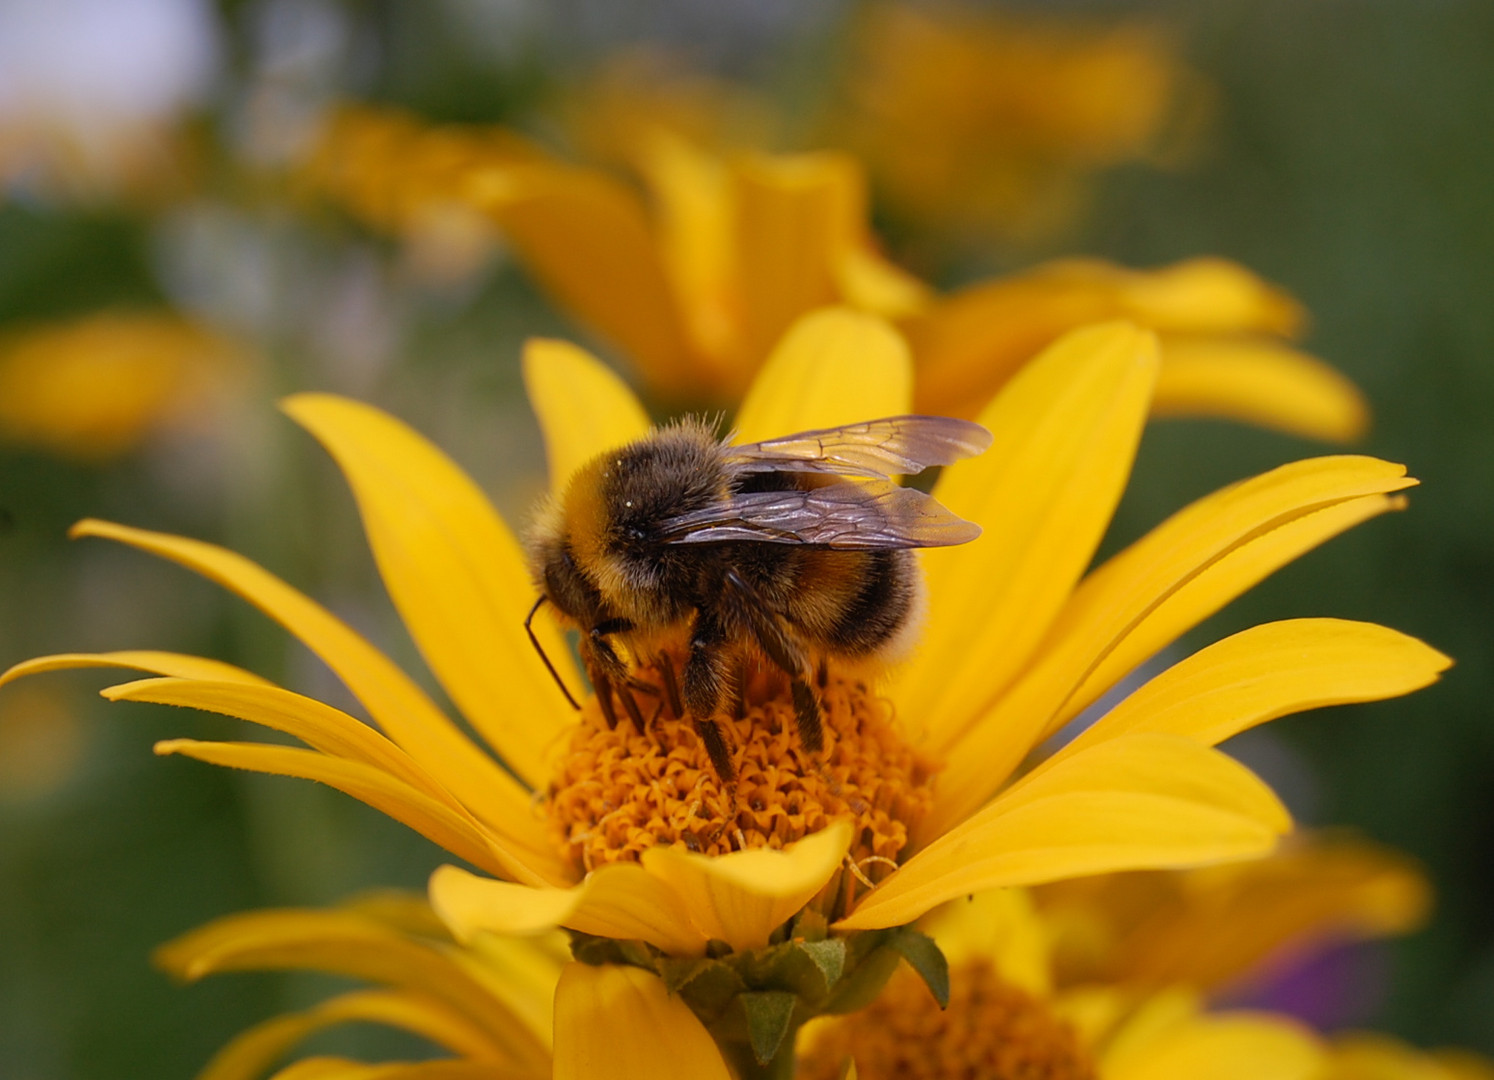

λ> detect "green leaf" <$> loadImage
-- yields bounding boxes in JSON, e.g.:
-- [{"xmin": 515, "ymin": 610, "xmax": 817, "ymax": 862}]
[
  {"xmin": 888, "ymin": 928, "xmax": 950, "ymax": 1009},
  {"xmin": 740, "ymin": 990, "xmax": 798, "ymax": 1065}
]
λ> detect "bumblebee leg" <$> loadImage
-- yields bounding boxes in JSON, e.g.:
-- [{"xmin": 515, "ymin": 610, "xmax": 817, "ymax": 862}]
[
  {"xmin": 694, "ymin": 717, "xmax": 736, "ymax": 786},
  {"xmin": 723, "ymin": 569, "xmax": 824, "ymax": 755},
  {"xmin": 583, "ymin": 632, "xmax": 627, "ymax": 728},
  {"xmin": 732, "ymin": 655, "xmax": 749, "ymax": 720},
  {"xmin": 617, "ymin": 684, "xmax": 647, "ymax": 733},
  {"xmin": 656, "ymin": 653, "xmax": 684, "ymax": 719},
  {"xmin": 593, "ymin": 671, "xmax": 620, "ymax": 730},
  {"xmin": 683, "ymin": 609, "xmax": 732, "ymax": 721},
  {"xmin": 789, "ymin": 678, "xmax": 824, "ymax": 754}
]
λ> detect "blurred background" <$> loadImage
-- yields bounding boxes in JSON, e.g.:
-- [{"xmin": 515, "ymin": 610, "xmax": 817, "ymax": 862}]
[{"xmin": 0, "ymin": 0, "xmax": 1490, "ymax": 1075}]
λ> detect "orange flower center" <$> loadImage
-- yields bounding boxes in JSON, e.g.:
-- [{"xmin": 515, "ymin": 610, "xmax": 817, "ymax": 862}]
[
  {"xmin": 545, "ymin": 660, "xmax": 938, "ymax": 880},
  {"xmin": 799, "ymin": 960, "xmax": 1097, "ymax": 1080}
]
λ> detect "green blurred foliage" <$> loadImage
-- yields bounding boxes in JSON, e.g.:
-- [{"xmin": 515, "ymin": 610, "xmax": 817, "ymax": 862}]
[{"xmin": 0, "ymin": 0, "xmax": 1490, "ymax": 1075}]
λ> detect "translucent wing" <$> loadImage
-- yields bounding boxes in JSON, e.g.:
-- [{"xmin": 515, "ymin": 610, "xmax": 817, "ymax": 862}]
[
  {"xmin": 727, "ymin": 415, "xmax": 992, "ymax": 479},
  {"xmin": 658, "ymin": 478, "xmax": 981, "ymax": 550}
]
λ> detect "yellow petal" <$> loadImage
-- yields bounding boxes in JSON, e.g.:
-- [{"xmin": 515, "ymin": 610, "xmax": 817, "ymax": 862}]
[
  {"xmin": 834, "ymin": 243, "xmax": 933, "ymax": 323},
  {"xmin": 1104, "ymin": 258, "xmax": 1306, "ymax": 337},
  {"xmin": 1081, "ymin": 837, "xmax": 1431, "ymax": 992},
  {"xmin": 641, "ymin": 821, "xmax": 853, "ymax": 953},
  {"xmin": 198, "ymin": 990, "xmax": 508, "ymax": 1080},
  {"xmin": 282, "ymin": 393, "xmax": 570, "ymax": 791},
  {"xmin": 1324, "ymin": 1034, "xmax": 1494, "ymax": 1080},
  {"xmin": 895, "ymin": 321, "xmax": 1158, "ymax": 752},
  {"xmin": 429, "ymin": 863, "xmax": 707, "ymax": 958},
  {"xmin": 154, "ymin": 739, "xmax": 524, "ymax": 882},
  {"xmin": 921, "ymin": 889, "xmax": 1052, "ymax": 995},
  {"xmin": 731, "ymin": 308, "xmax": 912, "ymax": 444},
  {"xmin": 837, "ymin": 735, "xmax": 1287, "ymax": 931},
  {"xmin": 552, "ymin": 963, "xmax": 731, "ymax": 1080},
  {"xmin": 466, "ymin": 162, "xmax": 692, "ymax": 384},
  {"xmin": 0, "ymin": 650, "xmax": 272, "ymax": 692},
  {"xmin": 632, "ymin": 130, "xmax": 739, "ymax": 389},
  {"xmin": 929, "ymin": 457, "xmax": 1414, "ymax": 834},
  {"xmin": 0, "ymin": 311, "xmax": 243, "ymax": 461},
  {"xmin": 106, "ymin": 676, "xmax": 474, "ymax": 806},
  {"xmin": 1052, "ymin": 467, "xmax": 1416, "ymax": 739},
  {"xmin": 911, "ymin": 257, "xmax": 1305, "ymax": 419},
  {"xmin": 1154, "ymin": 336, "xmax": 1370, "ymax": 443},
  {"xmin": 156, "ymin": 907, "xmax": 551, "ymax": 1073},
  {"xmin": 1104, "ymin": 1010, "xmax": 1322, "ymax": 1080},
  {"xmin": 1051, "ymin": 619, "xmax": 1450, "ymax": 764},
  {"xmin": 731, "ymin": 152, "xmax": 856, "ymax": 369},
  {"xmin": 456, "ymin": 933, "xmax": 568, "ymax": 1057},
  {"xmin": 521, "ymin": 339, "xmax": 651, "ymax": 494},
  {"xmin": 68, "ymin": 518, "xmax": 561, "ymax": 881},
  {"xmin": 268, "ymin": 1057, "xmax": 525, "ymax": 1080}
]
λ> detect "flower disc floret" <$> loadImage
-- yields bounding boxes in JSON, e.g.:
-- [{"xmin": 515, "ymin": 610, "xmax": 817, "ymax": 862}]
[
  {"xmin": 546, "ymin": 660, "xmax": 938, "ymax": 877},
  {"xmin": 800, "ymin": 959, "xmax": 1097, "ymax": 1080}
]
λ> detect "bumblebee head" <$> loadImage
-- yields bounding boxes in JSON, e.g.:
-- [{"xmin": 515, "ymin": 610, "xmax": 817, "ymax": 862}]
[{"xmin": 543, "ymin": 422, "xmax": 725, "ymax": 619}]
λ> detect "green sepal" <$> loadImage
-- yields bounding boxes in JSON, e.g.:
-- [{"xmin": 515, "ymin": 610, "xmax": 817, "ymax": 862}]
[
  {"xmin": 818, "ymin": 941, "xmax": 902, "ymax": 1015},
  {"xmin": 887, "ymin": 927, "xmax": 950, "ymax": 1009},
  {"xmin": 662, "ymin": 955, "xmax": 749, "ymax": 1026},
  {"xmin": 739, "ymin": 991, "xmax": 799, "ymax": 1066},
  {"xmin": 794, "ymin": 938, "xmax": 847, "ymax": 993}
]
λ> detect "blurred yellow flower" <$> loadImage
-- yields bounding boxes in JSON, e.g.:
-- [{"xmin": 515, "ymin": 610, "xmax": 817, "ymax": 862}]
[
  {"xmin": 1033, "ymin": 836, "xmax": 1431, "ymax": 996},
  {"xmin": 304, "ymin": 103, "xmax": 928, "ymax": 403},
  {"xmin": 301, "ymin": 105, "xmax": 547, "ymax": 283},
  {"xmin": 548, "ymin": 50, "xmax": 776, "ymax": 175},
  {"xmin": 305, "ymin": 104, "xmax": 1366, "ymax": 444},
  {"xmin": 2, "ymin": 311, "xmax": 1445, "ymax": 1072},
  {"xmin": 0, "ymin": 311, "xmax": 247, "ymax": 461},
  {"xmin": 910, "ymin": 256, "xmax": 1371, "ymax": 442},
  {"xmin": 800, "ymin": 888, "xmax": 1325, "ymax": 1080},
  {"xmin": 0, "ymin": 681, "xmax": 88, "ymax": 804},
  {"xmin": 833, "ymin": 2, "xmax": 1206, "ymax": 248},
  {"xmin": 1320, "ymin": 1033, "xmax": 1494, "ymax": 1080},
  {"xmin": 798, "ymin": 839, "xmax": 1443, "ymax": 1079}
]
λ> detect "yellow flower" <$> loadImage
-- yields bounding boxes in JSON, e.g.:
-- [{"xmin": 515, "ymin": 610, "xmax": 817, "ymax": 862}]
[
  {"xmin": 831, "ymin": 3, "xmax": 1206, "ymax": 248},
  {"xmin": 1033, "ymin": 836, "xmax": 1431, "ymax": 995},
  {"xmin": 151, "ymin": 892, "xmax": 735, "ymax": 1080},
  {"xmin": 909, "ymin": 256, "xmax": 1371, "ymax": 443},
  {"xmin": 151, "ymin": 844, "xmax": 1480, "ymax": 1080},
  {"xmin": 545, "ymin": 50, "xmax": 776, "ymax": 176},
  {"xmin": 2, "ymin": 311, "xmax": 1445, "ymax": 1071},
  {"xmin": 0, "ymin": 681, "xmax": 89, "ymax": 804},
  {"xmin": 799, "ymin": 888, "xmax": 1325, "ymax": 1080},
  {"xmin": 305, "ymin": 105, "xmax": 1366, "ymax": 444},
  {"xmin": 302, "ymin": 102, "xmax": 930, "ymax": 403},
  {"xmin": 0, "ymin": 310, "xmax": 247, "ymax": 461},
  {"xmin": 1319, "ymin": 1033, "xmax": 1494, "ymax": 1080},
  {"xmin": 800, "ymin": 838, "xmax": 1443, "ymax": 1079}
]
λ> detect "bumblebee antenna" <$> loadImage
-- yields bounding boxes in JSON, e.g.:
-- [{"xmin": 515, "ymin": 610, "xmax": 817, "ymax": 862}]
[{"xmin": 525, "ymin": 595, "xmax": 581, "ymax": 710}]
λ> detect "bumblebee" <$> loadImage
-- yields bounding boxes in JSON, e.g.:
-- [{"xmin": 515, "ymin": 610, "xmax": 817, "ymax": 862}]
[{"xmin": 525, "ymin": 414, "xmax": 990, "ymax": 781}]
